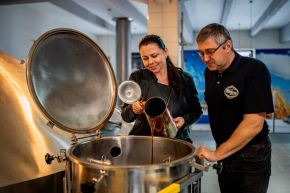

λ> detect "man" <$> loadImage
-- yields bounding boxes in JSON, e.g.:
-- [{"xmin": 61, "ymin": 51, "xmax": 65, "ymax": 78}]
[{"xmin": 195, "ymin": 23, "xmax": 273, "ymax": 193}]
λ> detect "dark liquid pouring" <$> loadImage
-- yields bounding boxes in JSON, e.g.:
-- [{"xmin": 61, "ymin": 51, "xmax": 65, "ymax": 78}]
[{"xmin": 150, "ymin": 117, "xmax": 156, "ymax": 164}]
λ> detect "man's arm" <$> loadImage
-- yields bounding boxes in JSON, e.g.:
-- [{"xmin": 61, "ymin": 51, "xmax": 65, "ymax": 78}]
[{"xmin": 196, "ymin": 112, "xmax": 265, "ymax": 162}]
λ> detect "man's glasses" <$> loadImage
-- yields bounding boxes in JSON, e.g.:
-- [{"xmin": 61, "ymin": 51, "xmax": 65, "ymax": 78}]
[{"xmin": 197, "ymin": 40, "xmax": 228, "ymax": 57}]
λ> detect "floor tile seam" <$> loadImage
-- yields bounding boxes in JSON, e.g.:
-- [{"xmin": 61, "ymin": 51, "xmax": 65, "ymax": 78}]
[{"xmin": 271, "ymin": 156, "xmax": 285, "ymax": 171}]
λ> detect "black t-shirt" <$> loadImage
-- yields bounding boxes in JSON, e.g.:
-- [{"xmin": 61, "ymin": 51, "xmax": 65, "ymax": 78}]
[{"xmin": 204, "ymin": 52, "xmax": 274, "ymax": 146}]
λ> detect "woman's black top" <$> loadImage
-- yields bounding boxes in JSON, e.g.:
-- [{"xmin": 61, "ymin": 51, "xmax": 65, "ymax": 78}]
[{"xmin": 121, "ymin": 68, "xmax": 202, "ymax": 140}]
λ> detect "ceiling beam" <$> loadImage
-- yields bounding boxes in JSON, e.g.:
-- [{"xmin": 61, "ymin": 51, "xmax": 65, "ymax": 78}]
[
  {"xmin": 132, "ymin": 0, "xmax": 148, "ymax": 3},
  {"xmin": 51, "ymin": 1, "xmax": 115, "ymax": 33},
  {"xmin": 0, "ymin": 0, "xmax": 57, "ymax": 5},
  {"xmin": 108, "ymin": 0, "xmax": 147, "ymax": 29},
  {"xmin": 280, "ymin": 21, "xmax": 290, "ymax": 43},
  {"xmin": 251, "ymin": 0, "xmax": 288, "ymax": 36},
  {"xmin": 179, "ymin": 2, "xmax": 194, "ymax": 45},
  {"xmin": 220, "ymin": 0, "xmax": 233, "ymax": 26}
]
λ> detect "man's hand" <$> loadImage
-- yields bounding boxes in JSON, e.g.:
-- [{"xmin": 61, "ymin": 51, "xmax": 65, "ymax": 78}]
[
  {"xmin": 173, "ymin": 117, "xmax": 185, "ymax": 129},
  {"xmin": 195, "ymin": 146, "xmax": 218, "ymax": 162}
]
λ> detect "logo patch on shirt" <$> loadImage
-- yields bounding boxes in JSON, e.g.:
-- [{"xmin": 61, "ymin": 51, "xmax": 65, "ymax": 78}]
[{"xmin": 224, "ymin": 85, "xmax": 239, "ymax": 99}]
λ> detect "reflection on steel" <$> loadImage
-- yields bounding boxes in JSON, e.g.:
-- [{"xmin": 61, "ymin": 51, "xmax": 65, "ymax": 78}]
[
  {"xmin": 0, "ymin": 51, "xmax": 131, "ymax": 192},
  {"xmin": 0, "ymin": 51, "xmax": 72, "ymax": 188},
  {"xmin": 118, "ymin": 80, "xmax": 141, "ymax": 104},
  {"xmin": 89, "ymin": 157, "xmax": 112, "ymax": 165},
  {"xmin": 26, "ymin": 29, "xmax": 117, "ymax": 134},
  {"xmin": 101, "ymin": 107, "xmax": 133, "ymax": 136},
  {"xmin": 66, "ymin": 136, "xmax": 196, "ymax": 193}
]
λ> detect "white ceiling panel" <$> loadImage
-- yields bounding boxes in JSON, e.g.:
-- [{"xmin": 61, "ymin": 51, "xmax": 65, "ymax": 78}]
[
  {"xmin": 24, "ymin": 2, "xmax": 113, "ymax": 35},
  {"xmin": 129, "ymin": 0, "xmax": 148, "ymax": 18},
  {"xmin": 1, "ymin": 0, "xmax": 290, "ymax": 37},
  {"xmin": 227, "ymin": 0, "xmax": 273, "ymax": 30},
  {"xmin": 264, "ymin": 0, "xmax": 290, "ymax": 29},
  {"xmin": 184, "ymin": 0, "xmax": 225, "ymax": 31}
]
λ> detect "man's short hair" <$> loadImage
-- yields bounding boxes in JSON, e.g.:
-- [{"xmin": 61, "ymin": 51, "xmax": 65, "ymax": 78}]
[{"xmin": 196, "ymin": 23, "xmax": 234, "ymax": 51}]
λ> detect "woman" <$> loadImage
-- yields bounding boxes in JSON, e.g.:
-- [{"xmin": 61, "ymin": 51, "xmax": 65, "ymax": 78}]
[{"xmin": 121, "ymin": 34, "xmax": 202, "ymax": 141}]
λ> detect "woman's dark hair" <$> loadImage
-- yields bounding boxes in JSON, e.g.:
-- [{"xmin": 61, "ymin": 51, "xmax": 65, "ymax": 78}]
[
  {"xmin": 196, "ymin": 23, "xmax": 234, "ymax": 51},
  {"xmin": 139, "ymin": 34, "xmax": 183, "ymax": 93}
]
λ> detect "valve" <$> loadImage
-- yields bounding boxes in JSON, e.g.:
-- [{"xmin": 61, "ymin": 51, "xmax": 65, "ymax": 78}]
[
  {"xmin": 190, "ymin": 158, "xmax": 223, "ymax": 174},
  {"xmin": 45, "ymin": 153, "xmax": 55, "ymax": 164},
  {"xmin": 80, "ymin": 170, "xmax": 108, "ymax": 193},
  {"xmin": 45, "ymin": 149, "xmax": 66, "ymax": 164},
  {"xmin": 212, "ymin": 161, "xmax": 223, "ymax": 175},
  {"xmin": 81, "ymin": 181, "xmax": 96, "ymax": 193}
]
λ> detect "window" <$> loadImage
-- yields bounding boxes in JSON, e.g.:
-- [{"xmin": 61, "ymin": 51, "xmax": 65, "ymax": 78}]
[{"xmin": 132, "ymin": 53, "xmax": 144, "ymax": 71}]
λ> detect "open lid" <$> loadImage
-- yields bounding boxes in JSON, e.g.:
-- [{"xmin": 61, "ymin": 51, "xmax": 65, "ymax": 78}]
[{"xmin": 26, "ymin": 29, "xmax": 117, "ymax": 134}]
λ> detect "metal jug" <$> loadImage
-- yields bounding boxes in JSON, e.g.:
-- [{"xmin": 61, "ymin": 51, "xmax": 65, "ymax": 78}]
[
  {"xmin": 118, "ymin": 80, "xmax": 141, "ymax": 104},
  {"xmin": 144, "ymin": 97, "xmax": 177, "ymax": 138}
]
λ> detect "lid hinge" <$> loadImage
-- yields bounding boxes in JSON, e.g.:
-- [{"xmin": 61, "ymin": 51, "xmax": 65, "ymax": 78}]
[
  {"xmin": 47, "ymin": 121, "xmax": 55, "ymax": 129},
  {"xmin": 70, "ymin": 130, "xmax": 103, "ymax": 145}
]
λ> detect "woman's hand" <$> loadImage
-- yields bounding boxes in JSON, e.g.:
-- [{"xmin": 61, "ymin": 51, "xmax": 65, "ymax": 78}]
[
  {"xmin": 173, "ymin": 117, "xmax": 185, "ymax": 129},
  {"xmin": 132, "ymin": 101, "xmax": 144, "ymax": 115}
]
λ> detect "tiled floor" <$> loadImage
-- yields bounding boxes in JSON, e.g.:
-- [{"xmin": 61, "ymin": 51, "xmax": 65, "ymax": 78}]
[{"xmin": 190, "ymin": 131, "xmax": 290, "ymax": 193}]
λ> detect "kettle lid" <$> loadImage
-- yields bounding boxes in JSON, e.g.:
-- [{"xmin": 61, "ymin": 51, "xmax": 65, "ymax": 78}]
[{"xmin": 26, "ymin": 28, "xmax": 117, "ymax": 134}]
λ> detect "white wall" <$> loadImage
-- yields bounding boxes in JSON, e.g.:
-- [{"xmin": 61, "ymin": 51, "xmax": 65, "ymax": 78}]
[
  {"xmin": 131, "ymin": 34, "xmax": 146, "ymax": 53},
  {"xmin": 96, "ymin": 35, "xmax": 116, "ymax": 72},
  {"xmin": 0, "ymin": 4, "xmax": 98, "ymax": 60},
  {"xmin": 185, "ymin": 29, "xmax": 290, "ymax": 50}
]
